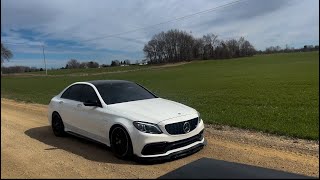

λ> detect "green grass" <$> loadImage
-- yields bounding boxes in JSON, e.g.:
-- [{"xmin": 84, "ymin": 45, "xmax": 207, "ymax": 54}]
[{"xmin": 1, "ymin": 52, "xmax": 319, "ymax": 140}]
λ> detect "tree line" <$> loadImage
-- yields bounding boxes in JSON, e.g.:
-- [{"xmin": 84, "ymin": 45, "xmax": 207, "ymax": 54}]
[
  {"xmin": 65, "ymin": 59, "xmax": 100, "ymax": 69},
  {"xmin": 257, "ymin": 44, "xmax": 319, "ymax": 54},
  {"xmin": 1, "ymin": 66, "xmax": 45, "ymax": 74},
  {"xmin": 143, "ymin": 29, "xmax": 256, "ymax": 64},
  {"xmin": 64, "ymin": 59, "xmax": 133, "ymax": 69},
  {"xmin": 110, "ymin": 59, "xmax": 131, "ymax": 66}
]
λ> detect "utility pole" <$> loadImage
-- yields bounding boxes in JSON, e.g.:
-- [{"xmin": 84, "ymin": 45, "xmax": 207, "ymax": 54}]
[{"xmin": 42, "ymin": 44, "xmax": 47, "ymax": 76}]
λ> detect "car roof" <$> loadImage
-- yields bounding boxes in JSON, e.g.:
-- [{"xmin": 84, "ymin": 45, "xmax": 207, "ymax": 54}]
[{"xmin": 85, "ymin": 80, "xmax": 134, "ymax": 86}]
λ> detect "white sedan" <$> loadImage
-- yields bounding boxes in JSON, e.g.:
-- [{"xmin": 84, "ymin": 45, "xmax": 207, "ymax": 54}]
[{"xmin": 48, "ymin": 80, "xmax": 205, "ymax": 161}]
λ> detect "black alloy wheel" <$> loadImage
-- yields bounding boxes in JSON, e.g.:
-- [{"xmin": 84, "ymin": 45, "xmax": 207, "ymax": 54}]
[
  {"xmin": 111, "ymin": 127, "xmax": 133, "ymax": 159},
  {"xmin": 52, "ymin": 114, "xmax": 66, "ymax": 137}
]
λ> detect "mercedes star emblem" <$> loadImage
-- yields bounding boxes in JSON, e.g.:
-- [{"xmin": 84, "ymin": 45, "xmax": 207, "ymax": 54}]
[{"xmin": 183, "ymin": 122, "xmax": 191, "ymax": 133}]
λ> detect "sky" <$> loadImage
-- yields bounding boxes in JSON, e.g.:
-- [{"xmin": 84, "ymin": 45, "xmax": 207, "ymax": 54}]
[{"xmin": 1, "ymin": 0, "xmax": 319, "ymax": 68}]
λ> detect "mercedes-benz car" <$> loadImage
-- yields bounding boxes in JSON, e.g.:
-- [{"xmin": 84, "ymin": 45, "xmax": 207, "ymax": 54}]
[{"xmin": 48, "ymin": 80, "xmax": 205, "ymax": 161}]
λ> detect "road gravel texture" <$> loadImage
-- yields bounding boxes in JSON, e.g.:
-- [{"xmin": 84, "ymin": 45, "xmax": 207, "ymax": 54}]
[{"xmin": 1, "ymin": 98, "xmax": 318, "ymax": 178}]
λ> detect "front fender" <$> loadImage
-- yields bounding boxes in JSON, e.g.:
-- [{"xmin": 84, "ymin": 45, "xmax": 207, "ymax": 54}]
[{"xmin": 105, "ymin": 117, "xmax": 135, "ymax": 146}]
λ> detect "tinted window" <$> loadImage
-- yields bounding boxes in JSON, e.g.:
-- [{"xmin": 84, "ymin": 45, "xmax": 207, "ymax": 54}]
[
  {"xmin": 95, "ymin": 82, "xmax": 156, "ymax": 104},
  {"xmin": 81, "ymin": 85, "xmax": 99, "ymax": 103},
  {"xmin": 61, "ymin": 84, "xmax": 83, "ymax": 101},
  {"xmin": 61, "ymin": 87, "xmax": 71, "ymax": 99}
]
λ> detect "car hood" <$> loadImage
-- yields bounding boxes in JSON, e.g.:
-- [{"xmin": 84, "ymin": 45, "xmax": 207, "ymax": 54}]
[{"xmin": 108, "ymin": 98, "xmax": 197, "ymax": 124}]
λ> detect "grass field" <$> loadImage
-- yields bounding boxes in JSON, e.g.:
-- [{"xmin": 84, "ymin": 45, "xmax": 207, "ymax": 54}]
[{"xmin": 1, "ymin": 52, "xmax": 319, "ymax": 139}]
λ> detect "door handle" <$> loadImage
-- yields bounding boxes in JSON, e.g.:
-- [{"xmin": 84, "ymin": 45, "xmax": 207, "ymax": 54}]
[
  {"xmin": 59, "ymin": 101, "xmax": 63, "ymax": 104},
  {"xmin": 77, "ymin": 104, "xmax": 82, "ymax": 107}
]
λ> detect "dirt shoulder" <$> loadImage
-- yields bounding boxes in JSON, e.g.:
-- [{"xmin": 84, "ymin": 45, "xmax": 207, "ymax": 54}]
[{"xmin": 1, "ymin": 98, "xmax": 318, "ymax": 178}]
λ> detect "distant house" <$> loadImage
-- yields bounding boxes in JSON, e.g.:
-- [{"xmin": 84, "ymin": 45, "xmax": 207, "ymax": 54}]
[{"xmin": 139, "ymin": 59, "xmax": 148, "ymax": 65}]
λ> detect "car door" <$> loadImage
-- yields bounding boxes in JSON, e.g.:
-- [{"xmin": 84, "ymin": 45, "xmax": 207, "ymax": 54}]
[
  {"xmin": 58, "ymin": 84, "xmax": 84, "ymax": 133},
  {"xmin": 76, "ymin": 84, "xmax": 107, "ymax": 143}
]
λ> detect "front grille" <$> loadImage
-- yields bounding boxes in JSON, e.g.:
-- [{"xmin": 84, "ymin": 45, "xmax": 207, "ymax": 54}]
[
  {"xmin": 165, "ymin": 117, "xmax": 198, "ymax": 135},
  {"xmin": 141, "ymin": 130, "xmax": 204, "ymax": 155}
]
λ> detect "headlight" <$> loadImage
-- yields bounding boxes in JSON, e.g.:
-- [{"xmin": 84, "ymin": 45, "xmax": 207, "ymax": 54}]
[
  {"xmin": 133, "ymin": 121, "xmax": 162, "ymax": 134},
  {"xmin": 197, "ymin": 111, "xmax": 201, "ymax": 124}
]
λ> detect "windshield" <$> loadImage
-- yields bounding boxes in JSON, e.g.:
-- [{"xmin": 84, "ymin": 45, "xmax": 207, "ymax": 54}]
[{"xmin": 95, "ymin": 82, "xmax": 157, "ymax": 104}]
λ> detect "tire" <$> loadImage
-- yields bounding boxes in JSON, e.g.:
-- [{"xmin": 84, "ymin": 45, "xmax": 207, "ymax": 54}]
[
  {"xmin": 110, "ymin": 126, "xmax": 133, "ymax": 159},
  {"xmin": 52, "ymin": 113, "xmax": 66, "ymax": 137}
]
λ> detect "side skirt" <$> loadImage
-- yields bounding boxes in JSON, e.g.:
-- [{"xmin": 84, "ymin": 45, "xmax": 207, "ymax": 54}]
[{"xmin": 66, "ymin": 131, "xmax": 109, "ymax": 148}]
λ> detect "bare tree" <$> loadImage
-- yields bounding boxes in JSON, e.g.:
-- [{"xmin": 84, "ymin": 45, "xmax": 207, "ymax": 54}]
[
  {"xmin": 87, "ymin": 61, "xmax": 99, "ymax": 68},
  {"xmin": 192, "ymin": 38, "xmax": 204, "ymax": 60},
  {"xmin": 242, "ymin": 40, "xmax": 255, "ymax": 56},
  {"xmin": 143, "ymin": 29, "xmax": 256, "ymax": 64},
  {"xmin": 238, "ymin": 37, "xmax": 246, "ymax": 57},
  {"xmin": 66, "ymin": 59, "xmax": 80, "ymax": 69},
  {"xmin": 144, "ymin": 29, "xmax": 196, "ymax": 63},
  {"xmin": 124, "ymin": 60, "xmax": 131, "ymax": 65},
  {"xmin": 1, "ymin": 43, "xmax": 13, "ymax": 75},
  {"xmin": 226, "ymin": 39, "xmax": 239, "ymax": 58},
  {"xmin": 202, "ymin": 33, "xmax": 219, "ymax": 59},
  {"xmin": 1, "ymin": 43, "xmax": 13, "ymax": 64},
  {"xmin": 79, "ymin": 62, "xmax": 87, "ymax": 68},
  {"xmin": 111, "ymin": 60, "xmax": 120, "ymax": 66}
]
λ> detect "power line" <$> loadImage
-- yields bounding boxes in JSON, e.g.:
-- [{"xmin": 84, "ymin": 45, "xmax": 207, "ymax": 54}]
[
  {"xmin": 2, "ymin": 42, "xmax": 43, "ymax": 46},
  {"xmin": 2, "ymin": 0, "xmax": 247, "ymax": 50},
  {"xmin": 78, "ymin": 0, "xmax": 246, "ymax": 43}
]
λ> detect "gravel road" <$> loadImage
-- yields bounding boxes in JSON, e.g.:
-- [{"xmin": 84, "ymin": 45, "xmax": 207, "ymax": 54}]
[{"xmin": 1, "ymin": 98, "xmax": 318, "ymax": 178}]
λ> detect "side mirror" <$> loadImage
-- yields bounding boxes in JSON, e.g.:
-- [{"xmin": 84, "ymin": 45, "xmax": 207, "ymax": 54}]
[{"xmin": 83, "ymin": 100, "xmax": 101, "ymax": 107}]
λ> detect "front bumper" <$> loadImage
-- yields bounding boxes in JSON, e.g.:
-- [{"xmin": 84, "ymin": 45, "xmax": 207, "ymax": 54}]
[
  {"xmin": 131, "ymin": 119, "xmax": 205, "ymax": 158},
  {"xmin": 141, "ymin": 130, "xmax": 204, "ymax": 155},
  {"xmin": 135, "ymin": 138, "xmax": 206, "ymax": 163}
]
